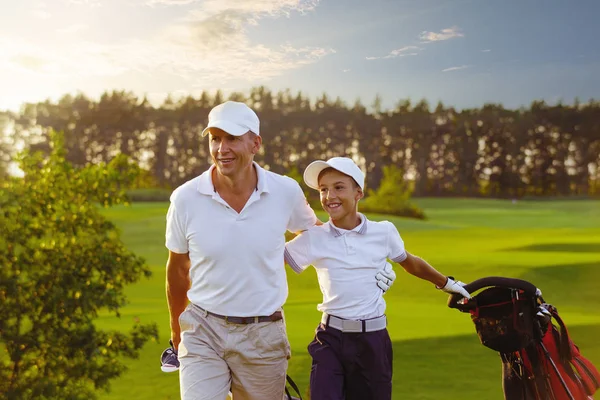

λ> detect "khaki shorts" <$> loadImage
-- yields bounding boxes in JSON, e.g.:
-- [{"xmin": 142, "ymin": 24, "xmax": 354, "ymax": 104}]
[{"xmin": 178, "ymin": 304, "xmax": 291, "ymax": 400}]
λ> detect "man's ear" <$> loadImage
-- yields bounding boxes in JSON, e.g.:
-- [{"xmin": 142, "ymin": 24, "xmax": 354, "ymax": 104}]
[{"xmin": 252, "ymin": 134, "xmax": 262, "ymax": 154}]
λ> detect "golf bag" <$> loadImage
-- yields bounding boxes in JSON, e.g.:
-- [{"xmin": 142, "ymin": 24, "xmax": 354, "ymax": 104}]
[
  {"xmin": 285, "ymin": 374, "xmax": 303, "ymax": 400},
  {"xmin": 448, "ymin": 277, "xmax": 600, "ymax": 400}
]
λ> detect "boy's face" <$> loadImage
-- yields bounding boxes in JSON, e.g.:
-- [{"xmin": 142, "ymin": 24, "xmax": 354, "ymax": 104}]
[{"xmin": 318, "ymin": 169, "xmax": 363, "ymax": 222}]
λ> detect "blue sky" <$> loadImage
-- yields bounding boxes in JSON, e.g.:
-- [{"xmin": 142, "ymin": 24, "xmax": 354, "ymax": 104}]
[{"xmin": 1, "ymin": 0, "xmax": 599, "ymax": 111}]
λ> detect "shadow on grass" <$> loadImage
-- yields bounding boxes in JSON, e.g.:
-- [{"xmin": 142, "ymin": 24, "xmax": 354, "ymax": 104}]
[
  {"xmin": 503, "ymin": 243, "xmax": 600, "ymax": 253},
  {"xmin": 290, "ymin": 324, "xmax": 600, "ymax": 400},
  {"xmin": 516, "ymin": 262, "xmax": 600, "ymax": 310}
]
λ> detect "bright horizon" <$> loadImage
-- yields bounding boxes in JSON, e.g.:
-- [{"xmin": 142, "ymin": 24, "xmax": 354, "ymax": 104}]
[{"xmin": 1, "ymin": 0, "xmax": 599, "ymax": 112}]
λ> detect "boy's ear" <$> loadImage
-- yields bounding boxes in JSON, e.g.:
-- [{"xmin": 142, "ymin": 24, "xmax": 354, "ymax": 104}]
[{"xmin": 356, "ymin": 188, "xmax": 364, "ymax": 201}]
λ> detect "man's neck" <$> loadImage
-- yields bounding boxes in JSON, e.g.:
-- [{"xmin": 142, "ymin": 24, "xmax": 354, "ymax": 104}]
[{"xmin": 212, "ymin": 164, "xmax": 258, "ymax": 195}]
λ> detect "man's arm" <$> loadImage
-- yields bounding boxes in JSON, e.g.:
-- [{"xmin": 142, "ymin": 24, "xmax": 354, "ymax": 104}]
[
  {"xmin": 166, "ymin": 250, "xmax": 191, "ymax": 350},
  {"xmin": 291, "ymin": 217, "xmax": 322, "ymax": 236},
  {"xmin": 398, "ymin": 252, "xmax": 448, "ymax": 288}
]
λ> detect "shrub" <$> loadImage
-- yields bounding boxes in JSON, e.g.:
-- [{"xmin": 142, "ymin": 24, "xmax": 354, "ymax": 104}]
[
  {"xmin": 126, "ymin": 188, "xmax": 172, "ymax": 202},
  {"xmin": 360, "ymin": 165, "xmax": 426, "ymax": 220},
  {"xmin": 0, "ymin": 131, "xmax": 158, "ymax": 399}
]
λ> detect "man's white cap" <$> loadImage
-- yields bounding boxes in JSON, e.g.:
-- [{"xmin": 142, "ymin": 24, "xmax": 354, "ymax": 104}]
[
  {"xmin": 201, "ymin": 101, "xmax": 260, "ymax": 137},
  {"xmin": 303, "ymin": 157, "xmax": 365, "ymax": 190}
]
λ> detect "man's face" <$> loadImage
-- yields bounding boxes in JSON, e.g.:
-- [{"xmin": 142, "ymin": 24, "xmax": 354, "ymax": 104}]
[
  {"xmin": 208, "ymin": 128, "xmax": 261, "ymax": 177},
  {"xmin": 318, "ymin": 169, "xmax": 363, "ymax": 222}
]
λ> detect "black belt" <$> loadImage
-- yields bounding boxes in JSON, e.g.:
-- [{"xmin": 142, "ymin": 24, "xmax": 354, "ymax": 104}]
[{"xmin": 196, "ymin": 305, "xmax": 283, "ymax": 324}]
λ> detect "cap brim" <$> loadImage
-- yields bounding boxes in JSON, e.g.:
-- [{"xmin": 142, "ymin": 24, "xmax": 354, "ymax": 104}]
[
  {"xmin": 303, "ymin": 160, "xmax": 332, "ymax": 190},
  {"xmin": 201, "ymin": 120, "xmax": 250, "ymax": 137}
]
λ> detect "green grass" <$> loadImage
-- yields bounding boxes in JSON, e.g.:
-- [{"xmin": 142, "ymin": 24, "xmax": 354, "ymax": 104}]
[{"xmin": 96, "ymin": 198, "xmax": 600, "ymax": 400}]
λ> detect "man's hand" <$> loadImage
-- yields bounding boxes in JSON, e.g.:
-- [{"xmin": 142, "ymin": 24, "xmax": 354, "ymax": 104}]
[
  {"xmin": 375, "ymin": 263, "xmax": 396, "ymax": 293},
  {"xmin": 439, "ymin": 277, "xmax": 471, "ymax": 299},
  {"xmin": 160, "ymin": 340, "xmax": 180, "ymax": 373}
]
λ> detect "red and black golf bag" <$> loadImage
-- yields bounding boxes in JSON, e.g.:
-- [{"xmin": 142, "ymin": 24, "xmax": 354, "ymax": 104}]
[{"xmin": 448, "ymin": 277, "xmax": 600, "ymax": 400}]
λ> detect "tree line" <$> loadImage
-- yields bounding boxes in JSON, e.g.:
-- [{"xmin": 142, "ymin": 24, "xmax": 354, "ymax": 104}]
[{"xmin": 1, "ymin": 86, "xmax": 599, "ymax": 198}]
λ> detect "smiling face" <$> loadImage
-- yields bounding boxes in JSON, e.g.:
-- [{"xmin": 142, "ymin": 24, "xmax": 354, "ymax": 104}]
[
  {"xmin": 208, "ymin": 128, "xmax": 261, "ymax": 178},
  {"xmin": 318, "ymin": 168, "xmax": 364, "ymax": 229}
]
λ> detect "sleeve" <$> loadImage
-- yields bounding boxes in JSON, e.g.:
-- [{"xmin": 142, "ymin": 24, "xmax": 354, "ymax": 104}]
[
  {"xmin": 286, "ymin": 183, "xmax": 317, "ymax": 233},
  {"xmin": 284, "ymin": 231, "xmax": 315, "ymax": 274},
  {"xmin": 165, "ymin": 198, "xmax": 188, "ymax": 254},
  {"xmin": 386, "ymin": 222, "xmax": 407, "ymax": 263}
]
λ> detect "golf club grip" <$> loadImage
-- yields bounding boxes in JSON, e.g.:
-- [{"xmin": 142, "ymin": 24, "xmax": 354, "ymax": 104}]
[{"xmin": 447, "ymin": 276, "xmax": 538, "ymax": 309}]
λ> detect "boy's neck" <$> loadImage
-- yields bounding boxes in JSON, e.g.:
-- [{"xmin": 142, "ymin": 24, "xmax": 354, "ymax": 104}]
[{"xmin": 330, "ymin": 213, "xmax": 362, "ymax": 231}]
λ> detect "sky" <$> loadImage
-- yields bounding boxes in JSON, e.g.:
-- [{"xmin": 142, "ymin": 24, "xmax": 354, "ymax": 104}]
[{"xmin": 1, "ymin": 0, "xmax": 599, "ymax": 112}]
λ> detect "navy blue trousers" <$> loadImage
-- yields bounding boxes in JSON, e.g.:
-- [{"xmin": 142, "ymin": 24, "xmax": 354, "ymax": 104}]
[{"xmin": 307, "ymin": 323, "xmax": 393, "ymax": 400}]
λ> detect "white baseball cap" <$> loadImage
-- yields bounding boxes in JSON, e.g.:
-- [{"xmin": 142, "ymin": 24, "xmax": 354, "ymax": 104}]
[
  {"xmin": 303, "ymin": 157, "xmax": 365, "ymax": 190},
  {"xmin": 201, "ymin": 101, "xmax": 260, "ymax": 137}
]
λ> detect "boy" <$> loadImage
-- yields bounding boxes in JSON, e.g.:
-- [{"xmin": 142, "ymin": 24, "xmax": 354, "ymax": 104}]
[{"xmin": 284, "ymin": 157, "xmax": 470, "ymax": 400}]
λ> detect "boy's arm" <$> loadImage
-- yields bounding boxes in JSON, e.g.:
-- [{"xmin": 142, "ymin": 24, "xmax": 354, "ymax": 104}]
[
  {"xmin": 284, "ymin": 248, "xmax": 305, "ymax": 274},
  {"xmin": 398, "ymin": 252, "xmax": 447, "ymax": 287},
  {"xmin": 284, "ymin": 230, "xmax": 314, "ymax": 274},
  {"xmin": 399, "ymin": 252, "xmax": 471, "ymax": 298}
]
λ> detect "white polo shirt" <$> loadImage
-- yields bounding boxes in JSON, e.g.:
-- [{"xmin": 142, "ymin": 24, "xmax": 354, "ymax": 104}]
[
  {"xmin": 284, "ymin": 214, "xmax": 407, "ymax": 320},
  {"xmin": 165, "ymin": 162, "xmax": 317, "ymax": 317}
]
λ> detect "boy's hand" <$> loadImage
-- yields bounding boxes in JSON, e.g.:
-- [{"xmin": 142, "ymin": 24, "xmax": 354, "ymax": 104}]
[
  {"xmin": 439, "ymin": 277, "xmax": 471, "ymax": 299},
  {"xmin": 375, "ymin": 263, "xmax": 396, "ymax": 293}
]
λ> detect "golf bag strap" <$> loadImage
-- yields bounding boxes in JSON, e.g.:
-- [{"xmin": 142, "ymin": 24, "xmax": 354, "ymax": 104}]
[
  {"xmin": 551, "ymin": 308, "xmax": 600, "ymax": 396},
  {"xmin": 550, "ymin": 309, "xmax": 573, "ymax": 360},
  {"xmin": 285, "ymin": 374, "xmax": 302, "ymax": 400}
]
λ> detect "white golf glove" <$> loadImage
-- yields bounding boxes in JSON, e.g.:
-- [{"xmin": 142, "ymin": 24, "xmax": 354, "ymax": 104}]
[
  {"xmin": 375, "ymin": 263, "xmax": 396, "ymax": 293},
  {"xmin": 438, "ymin": 276, "xmax": 471, "ymax": 299}
]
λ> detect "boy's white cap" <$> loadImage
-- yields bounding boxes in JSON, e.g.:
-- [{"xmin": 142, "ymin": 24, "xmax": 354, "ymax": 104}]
[
  {"xmin": 201, "ymin": 101, "xmax": 260, "ymax": 137},
  {"xmin": 303, "ymin": 157, "xmax": 365, "ymax": 190}
]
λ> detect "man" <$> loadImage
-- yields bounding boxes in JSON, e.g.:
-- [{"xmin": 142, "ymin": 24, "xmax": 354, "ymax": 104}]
[{"xmin": 165, "ymin": 101, "xmax": 395, "ymax": 400}]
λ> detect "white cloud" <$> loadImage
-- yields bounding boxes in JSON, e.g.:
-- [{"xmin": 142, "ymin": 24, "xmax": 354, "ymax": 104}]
[
  {"xmin": 0, "ymin": 0, "xmax": 333, "ymax": 108},
  {"xmin": 147, "ymin": 0, "xmax": 320, "ymax": 14},
  {"xmin": 366, "ymin": 45, "xmax": 421, "ymax": 60},
  {"xmin": 342, "ymin": 69, "xmax": 351, "ymax": 73},
  {"xmin": 0, "ymin": 0, "xmax": 335, "ymax": 85},
  {"xmin": 142, "ymin": 0, "xmax": 332, "ymax": 82},
  {"xmin": 146, "ymin": 0, "xmax": 197, "ymax": 5},
  {"xmin": 56, "ymin": 24, "xmax": 89, "ymax": 34},
  {"xmin": 32, "ymin": 2, "xmax": 51, "ymax": 19},
  {"xmin": 32, "ymin": 9, "xmax": 51, "ymax": 19},
  {"xmin": 1, "ymin": 39, "xmax": 129, "ymax": 78},
  {"xmin": 419, "ymin": 26, "xmax": 463, "ymax": 43},
  {"xmin": 67, "ymin": 0, "xmax": 102, "ymax": 5},
  {"xmin": 442, "ymin": 65, "xmax": 470, "ymax": 72},
  {"xmin": 193, "ymin": 0, "xmax": 320, "ymax": 16},
  {"xmin": 481, "ymin": 49, "xmax": 491, "ymax": 52}
]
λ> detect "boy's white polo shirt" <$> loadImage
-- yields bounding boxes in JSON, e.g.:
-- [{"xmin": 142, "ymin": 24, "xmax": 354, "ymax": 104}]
[
  {"xmin": 165, "ymin": 162, "xmax": 317, "ymax": 317},
  {"xmin": 284, "ymin": 214, "xmax": 407, "ymax": 320}
]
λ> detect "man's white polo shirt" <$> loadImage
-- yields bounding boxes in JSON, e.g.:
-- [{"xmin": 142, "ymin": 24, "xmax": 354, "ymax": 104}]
[
  {"xmin": 284, "ymin": 214, "xmax": 407, "ymax": 320},
  {"xmin": 165, "ymin": 162, "xmax": 317, "ymax": 317}
]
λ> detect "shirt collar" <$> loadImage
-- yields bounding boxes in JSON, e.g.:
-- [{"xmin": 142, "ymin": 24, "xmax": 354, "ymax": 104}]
[
  {"xmin": 196, "ymin": 161, "xmax": 269, "ymax": 195},
  {"xmin": 328, "ymin": 213, "xmax": 368, "ymax": 237}
]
